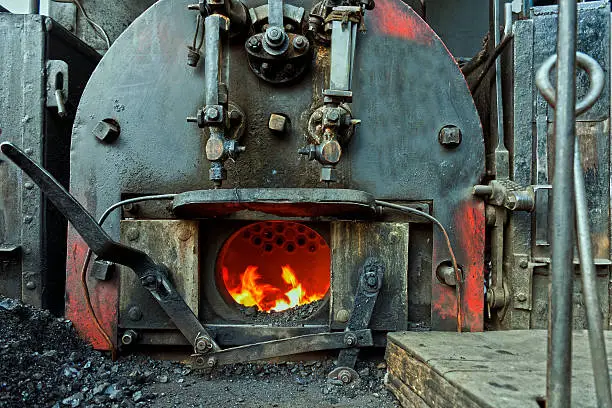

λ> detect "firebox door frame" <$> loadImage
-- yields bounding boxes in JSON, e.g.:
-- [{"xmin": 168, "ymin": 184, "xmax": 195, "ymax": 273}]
[{"xmin": 200, "ymin": 219, "xmax": 332, "ymax": 325}]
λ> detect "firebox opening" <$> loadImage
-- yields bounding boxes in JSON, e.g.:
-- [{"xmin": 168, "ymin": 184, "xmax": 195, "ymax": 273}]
[{"xmin": 217, "ymin": 221, "xmax": 331, "ymax": 315}]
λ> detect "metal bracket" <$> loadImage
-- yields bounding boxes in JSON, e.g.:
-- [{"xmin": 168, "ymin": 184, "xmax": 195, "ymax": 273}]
[
  {"xmin": 328, "ymin": 257, "xmax": 385, "ymax": 383},
  {"xmin": 46, "ymin": 60, "xmax": 69, "ymax": 118}
]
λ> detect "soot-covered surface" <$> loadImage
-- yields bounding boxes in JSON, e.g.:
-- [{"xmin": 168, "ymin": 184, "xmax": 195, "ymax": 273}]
[{"xmin": 0, "ymin": 297, "xmax": 398, "ymax": 407}]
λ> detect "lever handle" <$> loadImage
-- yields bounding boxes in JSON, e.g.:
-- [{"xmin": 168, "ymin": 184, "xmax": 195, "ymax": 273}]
[
  {"xmin": 0, "ymin": 142, "xmax": 156, "ymax": 273},
  {"xmin": 0, "ymin": 142, "xmax": 219, "ymax": 352}
]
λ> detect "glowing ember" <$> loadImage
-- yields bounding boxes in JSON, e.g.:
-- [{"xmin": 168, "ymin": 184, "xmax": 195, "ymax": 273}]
[{"xmin": 222, "ymin": 264, "xmax": 328, "ymax": 312}]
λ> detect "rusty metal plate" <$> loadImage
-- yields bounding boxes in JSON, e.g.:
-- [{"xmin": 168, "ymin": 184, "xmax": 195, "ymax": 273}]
[
  {"xmin": 330, "ymin": 222, "xmax": 409, "ymax": 331},
  {"xmin": 119, "ymin": 220, "xmax": 199, "ymax": 330},
  {"xmin": 173, "ymin": 188, "xmax": 376, "ymax": 218}
]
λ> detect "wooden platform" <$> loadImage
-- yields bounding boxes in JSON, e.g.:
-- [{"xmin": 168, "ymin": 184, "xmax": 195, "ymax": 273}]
[{"xmin": 385, "ymin": 330, "xmax": 612, "ymax": 407}]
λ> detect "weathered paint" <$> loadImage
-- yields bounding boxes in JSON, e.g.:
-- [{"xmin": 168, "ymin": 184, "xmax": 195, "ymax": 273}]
[
  {"xmin": 454, "ymin": 200, "xmax": 485, "ymax": 332},
  {"xmin": 370, "ymin": 0, "xmax": 434, "ymax": 46},
  {"xmin": 65, "ymin": 230, "xmax": 117, "ymax": 350},
  {"xmin": 431, "ymin": 200, "xmax": 485, "ymax": 332}
]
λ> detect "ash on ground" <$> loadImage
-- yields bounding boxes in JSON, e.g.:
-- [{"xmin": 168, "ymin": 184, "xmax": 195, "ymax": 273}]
[
  {"xmin": 0, "ymin": 297, "xmax": 398, "ymax": 408},
  {"xmin": 237, "ymin": 299, "xmax": 326, "ymax": 326}
]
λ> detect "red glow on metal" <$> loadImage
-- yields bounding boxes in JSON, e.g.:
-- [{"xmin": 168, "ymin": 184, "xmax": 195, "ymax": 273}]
[
  {"xmin": 370, "ymin": 0, "xmax": 434, "ymax": 45},
  {"xmin": 65, "ymin": 231, "xmax": 117, "ymax": 350},
  {"xmin": 431, "ymin": 200, "xmax": 485, "ymax": 331},
  {"xmin": 455, "ymin": 200, "xmax": 485, "ymax": 331}
]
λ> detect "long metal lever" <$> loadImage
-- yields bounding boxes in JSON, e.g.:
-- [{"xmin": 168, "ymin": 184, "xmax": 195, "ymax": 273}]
[
  {"xmin": 0, "ymin": 142, "xmax": 219, "ymax": 354},
  {"xmin": 535, "ymin": 48, "xmax": 610, "ymax": 407}
]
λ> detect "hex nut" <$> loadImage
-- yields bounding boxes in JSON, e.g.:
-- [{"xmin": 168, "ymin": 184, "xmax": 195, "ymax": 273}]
[
  {"xmin": 268, "ymin": 113, "xmax": 289, "ymax": 133},
  {"xmin": 93, "ymin": 119, "xmax": 120, "ymax": 143},
  {"xmin": 320, "ymin": 166, "xmax": 338, "ymax": 183},
  {"xmin": 438, "ymin": 125, "xmax": 461, "ymax": 148}
]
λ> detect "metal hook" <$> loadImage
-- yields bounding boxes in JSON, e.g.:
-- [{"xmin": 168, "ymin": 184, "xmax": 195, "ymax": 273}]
[{"xmin": 535, "ymin": 51, "xmax": 605, "ymax": 116}]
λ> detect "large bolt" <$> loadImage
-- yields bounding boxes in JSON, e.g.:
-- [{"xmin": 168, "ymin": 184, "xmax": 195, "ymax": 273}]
[
  {"xmin": 436, "ymin": 264, "xmax": 457, "ymax": 287},
  {"xmin": 293, "ymin": 36, "xmax": 306, "ymax": 51},
  {"xmin": 195, "ymin": 337, "xmax": 213, "ymax": 353},
  {"xmin": 206, "ymin": 107, "xmax": 219, "ymax": 121},
  {"xmin": 207, "ymin": 357, "xmax": 217, "ymax": 367},
  {"xmin": 326, "ymin": 109, "xmax": 340, "ymax": 122},
  {"xmin": 127, "ymin": 306, "xmax": 143, "ymax": 321},
  {"xmin": 121, "ymin": 330, "xmax": 138, "ymax": 346},
  {"xmin": 93, "ymin": 119, "xmax": 120, "ymax": 144},
  {"xmin": 338, "ymin": 369, "xmax": 352, "ymax": 384},
  {"xmin": 365, "ymin": 273, "xmax": 378, "ymax": 288},
  {"xmin": 266, "ymin": 27, "xmax": 284, "ymax": 46},
  {"xmin": 268, "ymin": 113, "xmax": 289, "ymax": 133},
  {"xmin": 438, "ymin": 125, "xmax": 462, "ymax": 148},
  {"xmin": 344, "ymin": 333, "xmax": 357, "ymax": 347},
  {"xmin": 247, "ymin": 37, "xmax": 260, "ymax": 51}
]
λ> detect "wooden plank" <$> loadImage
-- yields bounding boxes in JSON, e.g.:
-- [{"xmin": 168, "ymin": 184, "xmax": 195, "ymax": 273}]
[
  {"xmin": 386, "ymin": 372, "xmax": 430, "ymax": 408},
  {"xmin": 330, "ymin": 222, "xmax": 409, "ymax": 331},
  {"xmin": 386, "ymin": 330, "xmax": 612, "ymax": 407},
  {"xmin": 119, "ymin": 220, "xmax": 199, "ymax": 330},
  {"xmin": 386, "ymin": 341, "xmax": 484, "ymax": 408}
]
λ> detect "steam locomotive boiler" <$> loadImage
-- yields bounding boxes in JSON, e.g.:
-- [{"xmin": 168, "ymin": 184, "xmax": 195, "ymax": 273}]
[{"xmin": 1, "ymin": 0, "xmax": 486, "ymax": 378}]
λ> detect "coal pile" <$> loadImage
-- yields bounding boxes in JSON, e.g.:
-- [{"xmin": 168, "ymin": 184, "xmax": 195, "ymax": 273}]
[
  {"xmin": 237, "ymin": 299, "xmax": 326, "ymax": 325},
  {"xmin": 0, "ymin": 296, "xmax": 171, "ymax": 408},
  {"xmin": 0, "ymin": 296, "xmax": 398, "ymax": 408}
]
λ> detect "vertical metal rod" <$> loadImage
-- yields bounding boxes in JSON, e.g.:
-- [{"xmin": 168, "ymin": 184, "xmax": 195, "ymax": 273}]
[
  {"xmin": 29, "ymin": 0, "xmax": 40, "ymax": 14},
  {"xmin": 547, "ymin": 0, "xmax": 577, "ymax": 407},
  {"xmin": 574, "ymin": 144, "xmax": 612, "ymax": 408},
  {"xmin": 204, "ymin": 16, "xmax": 220, "ymax": 106},
  {"xmin": 494, "ymin": 0, "xmax": 509, "ymax": 179}
]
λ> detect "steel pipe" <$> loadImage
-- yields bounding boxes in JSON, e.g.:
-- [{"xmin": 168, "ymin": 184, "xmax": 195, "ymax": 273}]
[
  {"xmin": 547, "ymin": 0, "xmax": 577, "ymax": 406},
  {"xmin": 574, "ymin": 144, "xmax": 612, "ymax": 408},
  {"xmin": 29, "ymin": 0, "xmax": 39, "ymax": 14}
]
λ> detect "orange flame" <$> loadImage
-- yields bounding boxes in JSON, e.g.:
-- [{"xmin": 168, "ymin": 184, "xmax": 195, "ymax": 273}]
[{"xmin": 222, "ymin": 264, "xmax": 326, "ymax": 312}]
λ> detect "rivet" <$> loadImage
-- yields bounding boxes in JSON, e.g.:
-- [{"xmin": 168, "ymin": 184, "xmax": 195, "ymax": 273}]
[
  {"xmin": 24, "ymin": 148, "xmax": 33, "ymax": 155},
  {"xmin": 177, "ymin": 227, "xmax": 192, "ymax": 242},
  {"xmin": 24, "ymin": 182, "xmax": 34, "ymax": 190},
  {"xmin": 519, "ymin": 260, "xmax": 529, "ymax": 269},
  {"xmin": 23, "ymin": 215, "xmax": 33, "ymax": 224},
  {"xmin": 25, "ymin": 281, "xmax": 36, "ymax": 290},
  {"xmin": 335, "ymin": 309, "xmax": 350, "ymax": 323},
  {"xmin": 127, "ymin": 306, "xmax": 143, "ymax": 321},
  {"xmin": 516, "ymin": 293, "xmax": 527, "ymax": 302}
]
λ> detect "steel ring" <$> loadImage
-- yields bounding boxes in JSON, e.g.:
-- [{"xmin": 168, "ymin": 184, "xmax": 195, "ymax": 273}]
[{"xmin": 535, "ymin": 51, "xmax": 605, "ymax": 116}]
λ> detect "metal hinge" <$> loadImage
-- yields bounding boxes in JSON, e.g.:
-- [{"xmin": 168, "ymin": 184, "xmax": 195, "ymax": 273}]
[{"xmin": 46, "ymin": 60, "xmax": 69, "ymax": 118}]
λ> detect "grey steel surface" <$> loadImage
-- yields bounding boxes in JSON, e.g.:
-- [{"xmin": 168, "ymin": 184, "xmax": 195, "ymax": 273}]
[
  {"xmin": 0, "ymin": 14, "xmax": 98, "ymax": 312},
  {"xmin": 574, "ymin": 143, "xmax": 612, "ymax": 407},
  {"xmin": 67, "ymin": 0, "xmax": 484, "ymax": 330},
  {"xmin": 547, "ymin": 0, "xmax": 577, "ymax": 405},
  {"xmin": 505, "ymin": 1, "xmax": 610, "ymax": 331}
]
